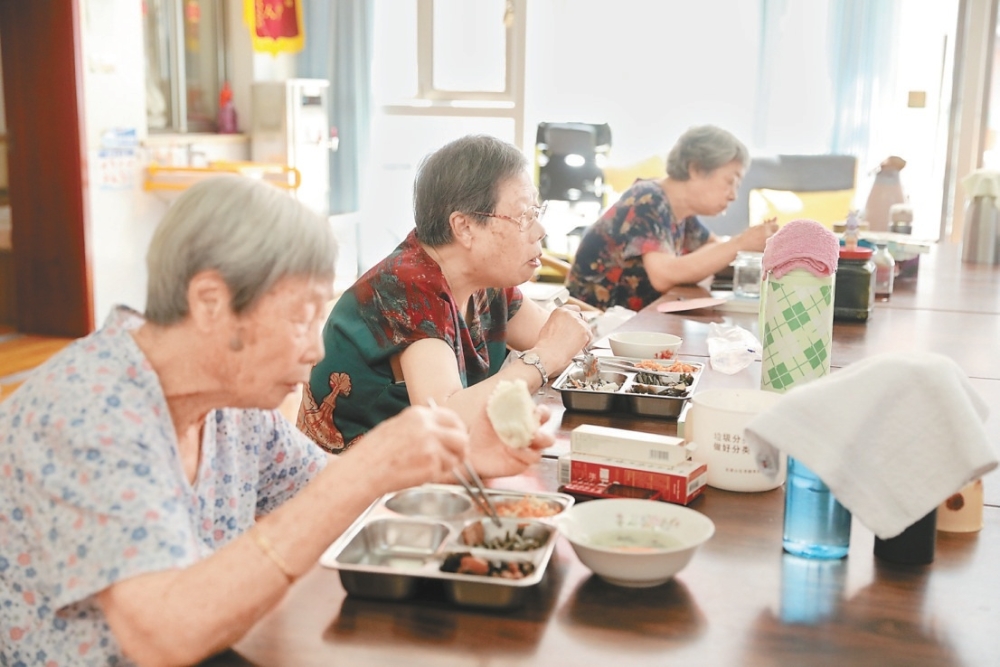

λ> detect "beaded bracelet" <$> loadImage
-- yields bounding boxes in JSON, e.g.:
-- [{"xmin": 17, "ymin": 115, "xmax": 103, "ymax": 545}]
[{"xmin": 250, "ymin": 526, "xmax": 295, "ymax": 584}]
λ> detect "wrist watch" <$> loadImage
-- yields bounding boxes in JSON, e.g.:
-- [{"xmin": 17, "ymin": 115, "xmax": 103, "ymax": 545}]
[{"xmin": 516, "ymin": 351, "xmax": 548, "ymax": 385}]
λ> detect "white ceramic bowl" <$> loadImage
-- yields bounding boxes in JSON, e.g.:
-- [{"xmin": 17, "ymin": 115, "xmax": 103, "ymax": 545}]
[
  {"xmin": 608, "ymin": 331, "xmax": 683, "ymax": 360},
  {"xmin": 557, "ymin": 498, "xmax": 715, "ymax": 588}
]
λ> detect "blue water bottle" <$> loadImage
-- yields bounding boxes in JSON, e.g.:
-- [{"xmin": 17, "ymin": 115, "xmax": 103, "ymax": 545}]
[{"xmin": 782, "ymin": 457, "xmax": 851, "ymax": 559}]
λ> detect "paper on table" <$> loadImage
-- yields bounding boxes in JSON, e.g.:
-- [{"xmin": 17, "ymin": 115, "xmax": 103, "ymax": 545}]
[{"xmin": 655, "ymin": 297, "xmax": 727, "ymax": 313}]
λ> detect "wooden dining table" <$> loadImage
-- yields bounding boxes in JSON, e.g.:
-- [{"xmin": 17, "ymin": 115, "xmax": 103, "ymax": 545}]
[{"xmin": 217, "ymin": 242, "xmax": 1000, "ymax": 667}]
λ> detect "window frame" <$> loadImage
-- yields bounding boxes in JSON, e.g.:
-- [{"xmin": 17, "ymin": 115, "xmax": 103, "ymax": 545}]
[
  {"xmin": 146, "ymin": 0, "xmax": 229, "ymax": 134},
  {"xmin": 381, "ymin": 0, "xmax": 528, "ymax": 148}
]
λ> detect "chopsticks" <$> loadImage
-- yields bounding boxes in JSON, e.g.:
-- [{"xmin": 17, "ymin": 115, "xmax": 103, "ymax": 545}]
[
  {"xmin": 453, "ymin": 461, "xmax": 503, "ymax": 527},
  {"xmin": 572, "ymin": 356, "xmax": 684, "ymax": 380},
  {"xmin": 427, "ymin": 398, "xmax": 502, "ymax": 527}
]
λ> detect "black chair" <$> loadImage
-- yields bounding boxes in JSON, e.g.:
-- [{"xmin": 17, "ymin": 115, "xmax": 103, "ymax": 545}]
[{"xmin": 536, "ymin": 122, "xmax": 611, "ymax": 205}]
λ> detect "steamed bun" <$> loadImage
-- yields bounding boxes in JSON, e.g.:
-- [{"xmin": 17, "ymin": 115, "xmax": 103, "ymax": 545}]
[{"xmin": 486, "ymin": 379, "xmax": 540, "ymax": 449}]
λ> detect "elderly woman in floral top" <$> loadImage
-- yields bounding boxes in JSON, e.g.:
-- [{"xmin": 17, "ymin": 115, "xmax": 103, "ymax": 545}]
[
  {"xmin": 0, "ymin": 175, "xmax": 482, "ymax": 666},
  {"xmin": 566, "ymin": 125, "xmax": 778, "ymax": 311},
  {"xmin": 300, "ymin": 135, "xmax": 592, "ymax": 466}
]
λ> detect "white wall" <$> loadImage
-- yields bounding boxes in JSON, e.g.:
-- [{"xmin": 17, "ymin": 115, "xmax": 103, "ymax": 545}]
[
  {"xmin": 80, "ymin": 0, "xmax": 164, "ymax": 324},
  {"xmin": 524, "ymin": 0, "xmax": 761, "ymax": 164},
  {"xmin": 78, "ymin": 0, "xmax": 295, "ymax": 324}
]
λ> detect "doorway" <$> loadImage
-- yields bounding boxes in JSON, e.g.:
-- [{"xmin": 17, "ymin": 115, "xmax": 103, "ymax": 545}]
[{"xmin": 0, "ymin": 0, "xmax": 92, "ymax": 337}]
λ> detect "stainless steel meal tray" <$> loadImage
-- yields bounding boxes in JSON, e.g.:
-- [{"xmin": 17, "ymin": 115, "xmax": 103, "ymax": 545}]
[
  {"xmin": 553, "ymin": 356, "xmax": 704, "ymax": 419},
  {"xmin": 319, "ymin": 484, "xmax": 574, "ymax": 609}
]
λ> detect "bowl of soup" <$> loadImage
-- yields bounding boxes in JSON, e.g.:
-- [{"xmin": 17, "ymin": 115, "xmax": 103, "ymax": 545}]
[{"xmin": 557, "ymin": 498, "xmax": 715, "ymax": 587}]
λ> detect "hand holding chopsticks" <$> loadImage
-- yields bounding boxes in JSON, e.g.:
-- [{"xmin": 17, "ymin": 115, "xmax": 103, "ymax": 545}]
[{"xmin": 427, "ymin": 397, "xmax": 502, "ymax": 527}]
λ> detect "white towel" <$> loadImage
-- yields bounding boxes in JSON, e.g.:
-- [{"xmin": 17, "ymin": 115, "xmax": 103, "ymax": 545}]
[{"xmin": 744, "ymin": 351, "xmax": 999, "ymax": 539}]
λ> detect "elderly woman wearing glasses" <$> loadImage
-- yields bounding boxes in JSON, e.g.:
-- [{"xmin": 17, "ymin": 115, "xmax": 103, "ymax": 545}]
[
  {"xmin": 566, "ymin": 125, "xmax": 778, "ymax": 311},
  {"xmin": 300, "ymin": 134, "xmax": 591, "ymax": 474}
]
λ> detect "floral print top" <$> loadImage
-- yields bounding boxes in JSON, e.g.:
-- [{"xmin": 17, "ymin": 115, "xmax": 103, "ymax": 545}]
[
  {"xmin": 299, "ymin": 230, "xmax": 522, "ymax": 451},
  {"xmin": 0, "ymin": 306, "xmax": 327, "ymax": 666},
  {"xmin": 565, "ymin": 179, "xmax": 713, "ymax": 310}
]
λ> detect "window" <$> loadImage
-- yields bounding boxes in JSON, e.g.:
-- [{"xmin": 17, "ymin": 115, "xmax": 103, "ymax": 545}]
[
  {"xmin": 143, "ymin": 0, "xmax": 227, "ymax": 133},
  {"xmin": 374, "ymin": 0, "xmax": 521, "ymax": 103}
]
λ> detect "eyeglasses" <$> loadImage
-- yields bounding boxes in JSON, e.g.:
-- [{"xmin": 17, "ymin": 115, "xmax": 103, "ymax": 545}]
[{"xmin": 469, "ymin": 202, "xmax": 548, "ymax": 232}]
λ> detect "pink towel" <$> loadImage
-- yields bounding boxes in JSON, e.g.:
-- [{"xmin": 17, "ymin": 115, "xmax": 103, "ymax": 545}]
[{"xmin": 761, "ymin": 219, "xmax": 840, "ymax": 279}]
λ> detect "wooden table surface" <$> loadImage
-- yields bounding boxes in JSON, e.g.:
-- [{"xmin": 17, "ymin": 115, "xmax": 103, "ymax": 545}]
[{"xmin": 222, "ymin": 243, "xmax": 1000, "ymax": 666}]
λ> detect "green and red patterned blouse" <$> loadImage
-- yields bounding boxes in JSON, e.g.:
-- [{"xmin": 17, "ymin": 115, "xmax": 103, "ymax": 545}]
[
  {"xmin": 299, "ymin": 230, "xmax": 522, "ymax": 452},
  {"xmin": 565, "ymin": 179, "xmax": 713, "ymax": 310}
]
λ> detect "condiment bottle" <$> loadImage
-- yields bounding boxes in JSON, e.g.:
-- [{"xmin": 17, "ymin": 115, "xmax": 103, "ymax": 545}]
[
  {"xmin": 217, "ymin": 81, "xmax": 238, "ymax": 134},
  {"xmin": 873, "ymin": 242, "xmax": 895, "ymax": 301},
  {"xmin": 843, "ymin": 210, "xmax": 860, "ymax": 250},
  {"xmin": 833, "ymin": 247, "xmax": 875, "ymax": 322}
]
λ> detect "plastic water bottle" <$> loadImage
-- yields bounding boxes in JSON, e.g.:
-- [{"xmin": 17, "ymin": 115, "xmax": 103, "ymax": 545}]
[{"xmin": 782, "ymin": 457, "xmax": 851, "ymax": 559}]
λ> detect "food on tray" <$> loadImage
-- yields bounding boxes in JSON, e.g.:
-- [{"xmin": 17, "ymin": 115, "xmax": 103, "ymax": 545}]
[
  {"xmin": 460, "ymin": 522, "xmax": 544, "ymax": 551},
  {"xmin": 565, "ymin": 377, "xmax": 620, "ymax": 392},
  {"xmin": 493, "ymin": 495, "xmax": 563, "ymax": 518},
  {"xmin": 486, "ymin": 379, "xmax": 539, "ymax": 449},
  {"xmin": 630, "ymin": 371, "xmax": 695, "ymax": 396},
  {"xmin": 633, "ymin": 359, "xmax": 700, "ymax": 374},
  {"xmin": 440, "ymin": 552, "xmax": 536, "ymax": 579}
]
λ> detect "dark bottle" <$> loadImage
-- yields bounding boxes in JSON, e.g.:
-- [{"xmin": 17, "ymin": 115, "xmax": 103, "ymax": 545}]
[
  {"xmin": 874, "ymin": 509, "xmax": 937, "ymax": 565},
  {"xmin": 833, "ymin": 247, "xmax": 875, "ymax": 322}
]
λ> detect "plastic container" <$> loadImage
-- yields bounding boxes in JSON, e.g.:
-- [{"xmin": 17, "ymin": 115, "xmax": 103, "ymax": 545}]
[
  {"xmin": 731, "ymin": 251, "xmax": 763, "ymax": 299},
  {"xmin": 937, "ymin": 479, "xmax": 984, "ymax": 532},
  {"xmin": 873, "ymin": 242, "xmax": 895, "ymax": 301},
  {"xmin": 833, "ymin": 247, "xmax": 875, "ymax": 322},
  {"xmin": 782, "ymin": 457, "xmax": 852, "ymax": 559}
]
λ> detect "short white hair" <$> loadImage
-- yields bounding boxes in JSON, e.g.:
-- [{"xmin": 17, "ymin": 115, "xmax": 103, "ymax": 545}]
[
  {"xmin": 666, "ymin": 125, "xmax": 750, "ymax": 181},
  {"xmin": 145, "ymin": 175, "xmax": 337, "ymax": 325}
]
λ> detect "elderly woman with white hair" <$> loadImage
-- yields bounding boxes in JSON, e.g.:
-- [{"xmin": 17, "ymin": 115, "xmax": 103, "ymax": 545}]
[
  {"xmin": 566, "ymin": 124, "xmax": 779, "ymax": 311},
  {"xmin": 300, "ymin": 134, "xmax": 592, "ymax": 463},
  {"xmin": 0, "ymin": 175, "xmax": 482, "ymax": 666}
]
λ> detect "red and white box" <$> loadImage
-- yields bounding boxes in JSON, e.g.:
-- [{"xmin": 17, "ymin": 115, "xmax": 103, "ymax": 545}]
[{"xmin": 557, "ymin": 452, "xmax": 708, "ymax": 506}]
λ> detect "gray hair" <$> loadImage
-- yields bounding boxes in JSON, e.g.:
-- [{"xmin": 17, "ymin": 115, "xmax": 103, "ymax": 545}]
[
  {"xmin": 413, "ymin": 134, "xmax": 529, "ymax": 246},
  {"xmin": 145, "ymin": 175, "xmax": 337, "ymax": 325},
  {"xmin": 666, "ymin": 125, "xmax": 750, "ymax": 181}
]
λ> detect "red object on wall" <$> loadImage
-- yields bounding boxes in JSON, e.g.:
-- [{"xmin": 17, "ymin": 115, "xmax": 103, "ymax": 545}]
[{"xmin": 245, "ymin": 0, "xmax": 304, "ymax": 54}]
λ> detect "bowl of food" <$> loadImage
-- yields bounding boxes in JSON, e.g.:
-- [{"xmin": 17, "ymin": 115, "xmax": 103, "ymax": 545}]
[
  {"xmin": 557, "ymin": 498, "xmax": 715, "ymax": 587},
  {"xmin": 608, "ymin": 332, "xmax": 682, "ymax": 360}
]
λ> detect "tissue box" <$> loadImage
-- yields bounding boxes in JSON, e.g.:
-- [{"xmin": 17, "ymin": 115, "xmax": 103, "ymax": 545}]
[
  {"xmin": 570, "ymin": 424, "xmax": 693, "ymax": 466},
  {"xmin": 557, "ymin": 453, "xmax": 707, "ymax": 506}
]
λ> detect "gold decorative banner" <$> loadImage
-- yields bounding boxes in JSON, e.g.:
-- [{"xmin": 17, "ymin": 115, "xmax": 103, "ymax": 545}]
[{"xmin": 244, "ymin": 0, "xmax": 304, "ymax": 55}]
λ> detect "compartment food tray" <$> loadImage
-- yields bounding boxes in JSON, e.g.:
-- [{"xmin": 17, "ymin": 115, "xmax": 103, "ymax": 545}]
[
  {"xmin": 553, "ymin": 355, "xmax": 704, "ymax": 418},
  {"xmin": 319, "ymin": 484, "xmax": 574, "ymax": 609}
]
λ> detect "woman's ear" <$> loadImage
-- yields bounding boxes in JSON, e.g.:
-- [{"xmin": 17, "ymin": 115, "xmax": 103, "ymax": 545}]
[
  {"xmin": 186, "ymin": 270, "xmax": 233, "ymax": 332},
  {"xmin": 450, "ymin": 211, "xmax": 475, "ymax": 248}
]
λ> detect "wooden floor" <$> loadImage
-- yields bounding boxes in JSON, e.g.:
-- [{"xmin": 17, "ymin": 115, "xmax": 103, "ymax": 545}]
[
  {"xmin": 0, "ymin": 325, "xmax": 302, "ymax": 422},
  {"xmin": 0, "ymin": 326, "xmax": 75, "ymax": 401}
]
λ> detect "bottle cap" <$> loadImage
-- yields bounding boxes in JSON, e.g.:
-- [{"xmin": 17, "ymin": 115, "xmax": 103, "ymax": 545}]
[{"xmin": 839, "ymin": 247, "xmax": 873, "ymax": 260}]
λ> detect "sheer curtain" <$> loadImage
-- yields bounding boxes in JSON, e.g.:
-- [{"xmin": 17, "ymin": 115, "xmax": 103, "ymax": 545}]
[
  {"xmin": 753, "ymin": 0, "xmax": 901, "ymax": 163},
  {"xmin": 297, "ymin": 0, "xmax": 374, "ymax": 215},
  {"xmin": 827, "ymin": 0, "xmax": 901, "ymax": 160}
]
